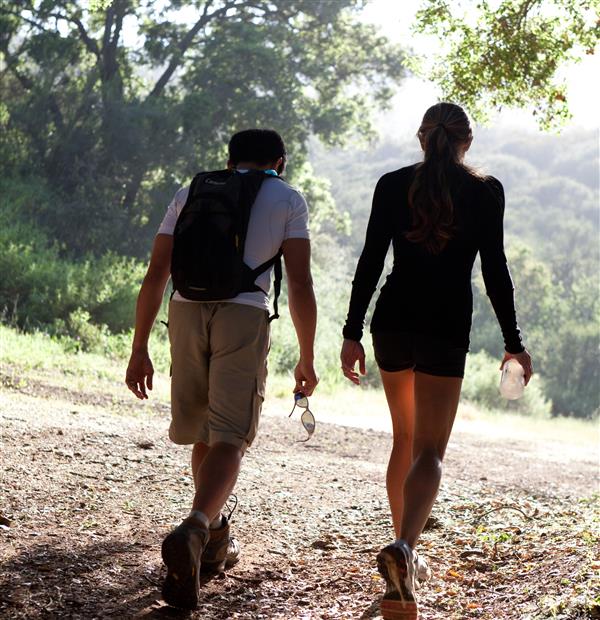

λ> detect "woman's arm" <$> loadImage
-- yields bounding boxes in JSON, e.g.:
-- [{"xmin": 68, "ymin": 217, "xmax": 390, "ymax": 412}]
[
  {"xmin": 342, "ymin": 175, "xmax": 394, "ymax": 342},
  {"xmin": 478, "ymin": 178, "xmax": 524, "ymax": 354}
]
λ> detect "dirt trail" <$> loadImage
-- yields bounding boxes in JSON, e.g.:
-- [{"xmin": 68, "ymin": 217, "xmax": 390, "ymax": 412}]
[{"xmin": 0, "ymin": 381, "xmax": 598, "ymax": 619}]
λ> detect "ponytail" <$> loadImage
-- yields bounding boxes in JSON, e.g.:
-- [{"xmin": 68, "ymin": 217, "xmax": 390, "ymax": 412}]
[{"xmin": 407, "ymin": 103, "xmax": 473, "ymax": 254}]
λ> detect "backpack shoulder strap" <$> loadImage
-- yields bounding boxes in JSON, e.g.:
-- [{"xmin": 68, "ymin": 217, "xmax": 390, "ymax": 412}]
[
  {"xmin": 270, "ymin": 251, "xmax": 283, "ymax": 322},
  {"xmin": 247, "ymin": 249, "xmax": 283, "ymax": 322}
]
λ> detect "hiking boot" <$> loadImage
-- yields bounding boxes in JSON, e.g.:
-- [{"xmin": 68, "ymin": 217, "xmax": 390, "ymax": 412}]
[
  {"xmin": 415, "ymin": 550, "xmax": 432, "ymax": 585},
  {"xmin": 161, "ymin": 516, "xmax": 209, "ymax": 610},
  {"xmin": 377, "ymin": 539, "xmax": 418, "ymax": 620},
  {"xmin": 201, "ymin": 515, "xmax": 241, "ymax": 573}
]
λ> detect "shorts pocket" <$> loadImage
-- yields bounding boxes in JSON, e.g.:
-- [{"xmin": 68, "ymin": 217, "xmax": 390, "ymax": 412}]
[{"xmin": 246, "ymin": 373, "xmax": 266, "ymax": 448}]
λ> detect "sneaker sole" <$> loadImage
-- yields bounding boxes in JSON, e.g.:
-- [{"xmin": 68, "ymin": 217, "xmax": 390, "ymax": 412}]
[
  {"xmin": 380, "ymin": 599, "xmax": 418, "ymax": 620},
  {"xmin": 377, "ymin": 546, "xmax": 417, "ymax": 620},
  {"xmin": 161, "ymin": 531, "xmax": 200, "ymax": 610}
]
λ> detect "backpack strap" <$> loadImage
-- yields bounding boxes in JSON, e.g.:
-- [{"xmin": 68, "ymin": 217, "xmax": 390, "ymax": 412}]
[
  {"xmin": 270, "ymin": 252, "xmax": 283, "ymax": 323},
  {"xmin": 248, "ymin": 249, "xmax": 283, "ymax": 322}
]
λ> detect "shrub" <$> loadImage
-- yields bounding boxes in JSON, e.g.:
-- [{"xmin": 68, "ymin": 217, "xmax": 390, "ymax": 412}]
[
  {"xmin": 541, "ymin": 320, "xmax": 600, "ymax": 418},
  {"xmin": 0, "ymin": 217, "xmax": 144, "ymax": 334}
]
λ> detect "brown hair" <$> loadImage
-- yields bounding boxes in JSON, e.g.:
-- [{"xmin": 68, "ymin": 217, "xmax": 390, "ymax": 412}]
[{"xmin": 407, "ymin": 102, "xmax": 473, "ymax": 254}]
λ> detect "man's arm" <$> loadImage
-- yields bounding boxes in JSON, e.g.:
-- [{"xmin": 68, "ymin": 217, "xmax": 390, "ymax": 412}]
[
  {"xmin": 282, "ymin": 238, "xmax": 319, "ymax": 396},
  {"xmin": 126, "ymin": 234, "xmax": 173, "ymax": 399}
]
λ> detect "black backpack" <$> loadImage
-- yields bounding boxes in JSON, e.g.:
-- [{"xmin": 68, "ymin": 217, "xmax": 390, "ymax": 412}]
[{"xmin": 171, "ymin": 169, "xmax": 283, "ymax": 320}]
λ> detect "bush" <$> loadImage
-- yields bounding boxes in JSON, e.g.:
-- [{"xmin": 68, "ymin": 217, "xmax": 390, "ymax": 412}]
[
  {"xmin": 0, "ymin": 216, "xmax": 145, "ymax": 333},
  {"xmin": 541, "ymin": 320, "xmax": 600, "ymax": 418},
  {"xmin": 462, "ymin": 351, "xmax": 551, "ymax": 417}
]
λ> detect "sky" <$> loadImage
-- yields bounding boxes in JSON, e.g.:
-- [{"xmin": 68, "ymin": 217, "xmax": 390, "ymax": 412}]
[{"xmin": 361, "ymin": 0, "xmax": 600, "ymax": 137}]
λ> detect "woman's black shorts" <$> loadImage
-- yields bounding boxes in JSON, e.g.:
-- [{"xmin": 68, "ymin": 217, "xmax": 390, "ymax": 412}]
[{"xmin": 372, "ymin": 331, "xmax": 467, "ymax": 378}]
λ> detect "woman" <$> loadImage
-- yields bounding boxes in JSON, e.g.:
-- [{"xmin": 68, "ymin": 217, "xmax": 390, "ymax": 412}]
[{"xmin": 340, "ymin": 102, "xmax": 533, "ymax": 619}]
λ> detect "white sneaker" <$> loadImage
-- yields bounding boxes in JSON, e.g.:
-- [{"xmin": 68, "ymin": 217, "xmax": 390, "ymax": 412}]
[
  {"xmin": 376, "ymin": 539, "xmax": 418, "ymax": 619},
  {"xmin": 414, "ymin": 551, "xmax": 432, "ymax": 584}
]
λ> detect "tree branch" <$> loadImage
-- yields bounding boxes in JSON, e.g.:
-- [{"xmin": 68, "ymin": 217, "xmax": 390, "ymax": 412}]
[
  {"xmin": 515, "ymin": 0, "xmax": 542, "ymax": 30},
  {"xmin": 1, "ymin": 50, "xmax": 33, "ymax": 91},
  {"xmin": 102, "ymin": 5, "xmax": 115, "ymax": 56},
  {"xmin": 109, "ymin": 0, "xmax": 127, "ymax": 52},
  {"xmin": 1, "ymin": 6, "xmax": 101, "ymax": 59},
  {"xmin": 99, "ymin": 0, "xmax": 127, "ymax": 83},
  {"xmin": 147, "ymin": 0, "xmax": 249, "ymax": 99},
  {"xmin": 1, "ymin": 41, "xmax": 65, "ymax": 131},
  {"xmin": 52, "ymin": 6, "xmax": 100, "ymax": 58},
  {"xmin": 0, "ymin": 7, "xmax": 52, "ymax": 33}
]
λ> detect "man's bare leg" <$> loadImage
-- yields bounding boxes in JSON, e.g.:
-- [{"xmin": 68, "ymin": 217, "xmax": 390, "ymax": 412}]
[
  {"xmin": 191, "ymin": 442, "xmax": 210, "ymax": 491},
  {"xmin": 191, "ymin": 442, "xmax": 243, "ymax": 522}
]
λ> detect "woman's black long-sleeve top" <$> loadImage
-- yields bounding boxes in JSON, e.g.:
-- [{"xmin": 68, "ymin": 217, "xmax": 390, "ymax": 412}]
[{"xmin": 342, "ymin": 164, "xmax": 524, "ymax": 353}]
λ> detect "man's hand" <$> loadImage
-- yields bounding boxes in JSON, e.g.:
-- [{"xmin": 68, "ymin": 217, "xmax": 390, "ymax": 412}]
[
  {"xmin": 294, "ymin": 357, "xmax": 319, "ymax": 396},
  {"xmin": 126, "ymin": 349, "xmax": 154, "ymax": 399},
  {"xmin": 340, "ymin": 338, "xmax": 366, "ymax": 385},
  {"xmin": 126, "ymin": 234, "xmax": 171, "ymax": 400},
  {"xmin": 501, "ymin": 349, "xmax": 533, "ymax": 385},
  {"xmin": 283, "ymin": 238, "xmax": 318, "ymax": 397}
]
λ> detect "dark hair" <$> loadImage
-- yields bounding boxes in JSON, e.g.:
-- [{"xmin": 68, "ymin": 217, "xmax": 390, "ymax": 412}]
[
  {"xmin": 407, "ymin": 102, "xmax": 474, "ymax": 254},
  {"xmin": 228, "ymin": 129, "xmax": 287, "ymax": 172}
]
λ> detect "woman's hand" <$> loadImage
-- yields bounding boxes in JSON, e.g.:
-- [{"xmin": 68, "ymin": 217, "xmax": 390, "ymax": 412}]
[
  {"xmin": 501, "ymin": 349, "xmax": 533, "ymax": 385},
  {"xmin": 340, "ymin": 339, "xmax": 367, "ymax": 385}
]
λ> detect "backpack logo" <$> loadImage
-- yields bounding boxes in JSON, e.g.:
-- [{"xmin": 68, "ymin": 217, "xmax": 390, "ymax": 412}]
[{"xmin": 205, "ymin": 179, "xmax": 227, "ymax": 185}]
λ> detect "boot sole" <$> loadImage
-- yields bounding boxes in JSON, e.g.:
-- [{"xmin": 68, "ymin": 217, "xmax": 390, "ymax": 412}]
[
  {"xmin": 161, "ymin": 531, "xmax": 200, "ymax": 610},
  {"xmin": 200, "ymin": 554, "xmax": 240, "ymax": 574},
  {"xmin": 377, "ymin": 546, "xmax": 417, "ymax": 620}
]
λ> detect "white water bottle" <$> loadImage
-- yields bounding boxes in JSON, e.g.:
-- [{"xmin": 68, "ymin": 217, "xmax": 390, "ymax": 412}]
[{"xmin": 500, "ymin": 358, "xmax": 525, "ymax": 400}]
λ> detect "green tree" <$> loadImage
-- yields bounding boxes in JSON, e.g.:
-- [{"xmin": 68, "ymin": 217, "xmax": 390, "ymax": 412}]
[
  {"xmin": 0, "ymin": 0, "xmax": 403, "ymax": 256},
  {"xmin": 471, "ymin": 245, "xmax": 599, "ymax": 418},
  {"xmin": 413, "ymin": 0, "xmax": 600, "ymax": 128},
  {"xmin": 471, "ymin": 245, "xmax": 565, "ymax": 363}
]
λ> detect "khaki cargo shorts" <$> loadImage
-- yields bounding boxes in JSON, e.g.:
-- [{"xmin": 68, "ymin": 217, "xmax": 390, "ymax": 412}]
[{"xmin": 168, "ymin": 301, "xmax": 270, "ymax": 450}]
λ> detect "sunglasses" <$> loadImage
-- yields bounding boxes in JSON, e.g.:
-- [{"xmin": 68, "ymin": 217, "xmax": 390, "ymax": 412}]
[{"xmin": 288, "ymin": 391, "xmax": 316, "ymax": 442}]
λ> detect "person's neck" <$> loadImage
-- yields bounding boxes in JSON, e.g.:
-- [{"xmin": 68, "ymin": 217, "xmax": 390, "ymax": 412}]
[{"xmin": 234, "ymin": 162, "xmax": 271, "ymax": 171}]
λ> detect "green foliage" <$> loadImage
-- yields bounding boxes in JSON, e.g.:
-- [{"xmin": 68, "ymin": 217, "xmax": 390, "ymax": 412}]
[
  {"xmin": 292, "ymin": 163, "xmax": 351, "ymax": 235},
  {"xmin": 471, "ymin": 245, "xmax": 600, "ymax": 418},
  {"xmin": 0, "ymin": 0, "xmax": 404, "ymax": 257},
  {"xmin": 413, "ymin": 0, "xmax": 600, "ymax": 129},
  {"xmin": 541, "ymin": 317, "xmax": 600, "ymax": 418},
  {"xmin": 471, "ymin": 244, "xmax": 564, "ymax": 361},
  {"xmin": 462, "ymin": 351, "xmax": 552, "ymax": 417},
  {"xmin": 0, "ymin": 214, "xmax": 145, "ymax": 333},
  {"xmin": 57, "ymin": 309, "xmax": 111, "ymax": 353}
]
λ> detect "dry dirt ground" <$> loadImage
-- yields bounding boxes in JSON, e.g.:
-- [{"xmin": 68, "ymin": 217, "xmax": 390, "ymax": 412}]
[{"xmin": 0, "ymin": 370, "xmax": 598, "ymax": 620}]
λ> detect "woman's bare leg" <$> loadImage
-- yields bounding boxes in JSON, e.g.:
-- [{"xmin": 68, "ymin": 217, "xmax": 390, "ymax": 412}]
[
  {"xmin": 400, "ymin": 372, "xmax": 462, "ymax": 548},
  {"xmin": 380, "ymin": 368, "xmax": 415, "ymax": 538}
]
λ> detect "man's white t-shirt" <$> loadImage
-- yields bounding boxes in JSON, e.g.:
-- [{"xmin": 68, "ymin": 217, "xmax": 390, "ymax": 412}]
[{"xmin": 157, "ymin": 173, "xmax": 310, "ymax": 312}]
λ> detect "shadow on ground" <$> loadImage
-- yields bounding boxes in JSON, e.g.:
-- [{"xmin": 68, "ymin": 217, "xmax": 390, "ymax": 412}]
[
  {"xmin": 0, "ymin": 536, "xmax": 383, "ymax": 619},
  {"xmin": 0, "ymin": 539, "xmax": 161, "ymax": 618}
]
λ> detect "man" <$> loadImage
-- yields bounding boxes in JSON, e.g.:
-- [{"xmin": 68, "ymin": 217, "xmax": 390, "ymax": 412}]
[{"xmin": 125, "ymin": 129, "xmax": 318, "ymax": 609}]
